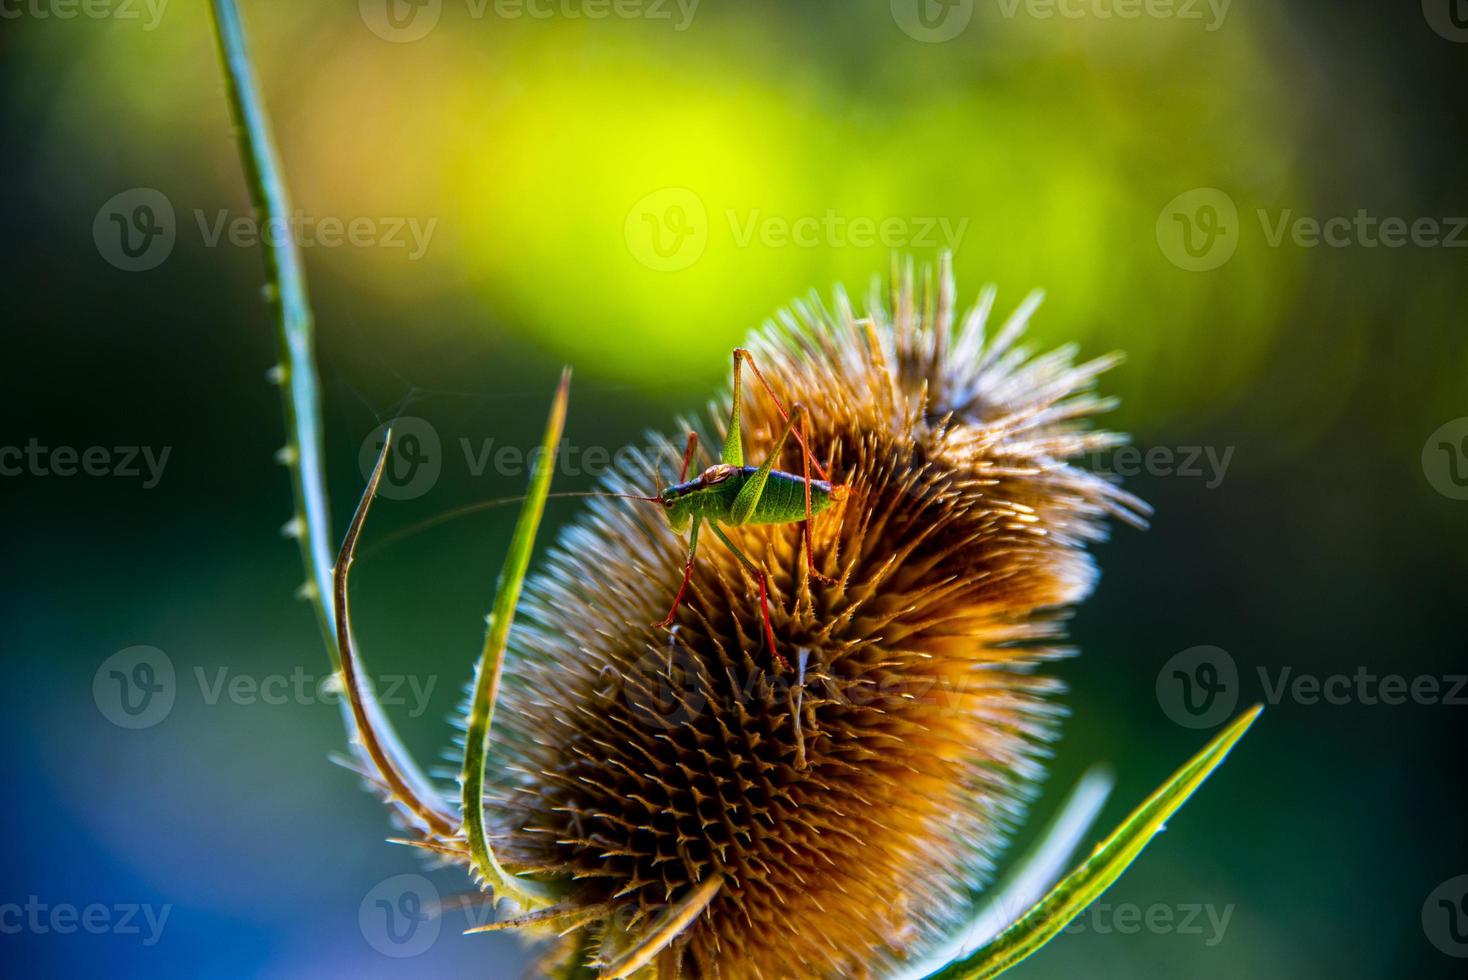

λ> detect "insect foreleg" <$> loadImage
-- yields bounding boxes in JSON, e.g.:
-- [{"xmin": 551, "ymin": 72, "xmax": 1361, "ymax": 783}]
[{"xmin": 654, "ymin": 516, "xmax": 701, "ymax": 629}]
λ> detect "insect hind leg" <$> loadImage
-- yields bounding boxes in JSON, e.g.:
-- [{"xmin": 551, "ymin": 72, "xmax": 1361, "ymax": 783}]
[
  {"xmin": 677, "ymin": 431, "xmax": 698, "ymax": 482},
  {"xmin": 733, "ymin": 347, "xmax": 833, "ymax": 483},
  {"xmin": 709, "ymin": 522, "xmax": 790, "ymax": 670},
  {"xmin": 734, "ymin": 348, "xmax": 846, "ymax": 584},
  {"xmin": 796, "ymin": 406, "xmax": 838, "ymax": 585}
]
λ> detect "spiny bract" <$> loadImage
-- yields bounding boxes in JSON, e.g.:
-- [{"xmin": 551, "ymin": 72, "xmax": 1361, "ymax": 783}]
[{"xmin": 481, "ymin": 259, "xmax": 1146, "ymax": 978}]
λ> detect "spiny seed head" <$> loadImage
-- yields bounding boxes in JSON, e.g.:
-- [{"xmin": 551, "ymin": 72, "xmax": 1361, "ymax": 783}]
[{"xmin": 483, "ymin": 259, "xmax": 1146, "ymax": 977}]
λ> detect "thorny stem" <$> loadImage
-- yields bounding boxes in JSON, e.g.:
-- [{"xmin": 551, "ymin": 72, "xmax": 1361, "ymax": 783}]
[
  {"xmin": 208, "ymin": 0, "xmax": 440, "ymax": 806},
  {"xmin": 209, "ymin": 0, "xmax": 333, "ymax": 653}
]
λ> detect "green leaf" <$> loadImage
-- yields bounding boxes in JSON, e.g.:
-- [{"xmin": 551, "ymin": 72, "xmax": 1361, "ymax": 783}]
[
  {"xmin": 922, "ymin": 705, "xmax": 1263, "ymax": 980},
  {"xmin": 896, "ymin": 768, "xmax": 1115, "ymax": 980},
  {"xmin": 461, "ymin": 369, "xmax": 573, "ymax": 910}
]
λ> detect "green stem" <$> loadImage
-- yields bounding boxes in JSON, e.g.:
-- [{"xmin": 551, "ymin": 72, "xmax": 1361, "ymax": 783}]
[
  {"xmin": 208, "ymin": 0, "xmax": 335, "ymax": 659},
  {"xmin": 208, "ymin": 0, "xmax": 439, "ymax": 807}
]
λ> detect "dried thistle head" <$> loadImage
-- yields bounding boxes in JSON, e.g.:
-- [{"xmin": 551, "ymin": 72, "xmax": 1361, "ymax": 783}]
[
  {"xmin": 477, "ymin": 257, "xmax": 1147, "ymax": 977},
  {"xmin": 202, "ymin": 9, "xmax": 1252, "ymax": 974}
]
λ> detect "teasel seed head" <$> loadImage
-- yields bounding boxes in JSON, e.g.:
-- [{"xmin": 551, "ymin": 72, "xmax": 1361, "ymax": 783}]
[{"xmin": 482, "ymin": 257, "xmax": 1147, "ymax": 978}]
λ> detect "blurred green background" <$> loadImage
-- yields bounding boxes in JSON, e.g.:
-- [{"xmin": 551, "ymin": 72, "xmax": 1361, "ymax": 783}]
[{"xmin": 3, "ymin": 1, "xmax": 1465, "ymax": 976}]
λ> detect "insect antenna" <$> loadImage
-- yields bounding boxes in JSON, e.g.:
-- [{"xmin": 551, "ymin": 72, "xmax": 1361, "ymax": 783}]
[{"xmin": 358, "ymin": 491, "xmax": 666, "ymax": 558}]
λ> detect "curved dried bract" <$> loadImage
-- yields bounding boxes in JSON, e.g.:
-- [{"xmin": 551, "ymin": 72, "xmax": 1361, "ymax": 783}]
[
  {"xmin": 335, "ymin": 431, "xmax": 459, "ymax": 839},
  {"xmin": 482, "ymin": 256, "xmax": 1148, "ymax": 978}
]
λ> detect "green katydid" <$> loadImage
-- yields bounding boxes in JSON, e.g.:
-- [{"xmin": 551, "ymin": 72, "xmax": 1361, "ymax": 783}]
[
  {"xmin": 640, "ymin": 348, "xmax": 849, "ymax": 668},
  {"xmin": 345, "ymin": 349, "xmax": 848, "ymax": 670}
]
